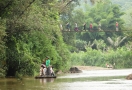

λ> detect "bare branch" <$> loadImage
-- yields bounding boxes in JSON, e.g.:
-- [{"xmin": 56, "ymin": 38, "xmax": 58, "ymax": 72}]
[
  {"xmin": 18, "ymin": 0, "xmax": 35, "ymax": 18},
  {"xmin": 59, "ymin": 0, "xmax": 74, "ymax": 14}
]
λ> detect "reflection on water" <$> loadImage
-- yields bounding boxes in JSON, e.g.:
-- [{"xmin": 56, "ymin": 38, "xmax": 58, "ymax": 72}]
[
  {"xmin": 39, "ymin": 78, "xmax": 54, "ymax": 84},
  {"xmin": 59, "ymin": 80, "xmax": 132, "ymax": 90},
  {"xmin": 0, "ymin": 69, "xmax": 132, "ymax": 90},
  {"xmin": 0, "ymin": 78, "xmax": 56, "ymax": 90}
]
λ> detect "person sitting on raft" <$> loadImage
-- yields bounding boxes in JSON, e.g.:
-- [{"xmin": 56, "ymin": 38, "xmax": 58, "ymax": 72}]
[
  {"xmin": 50, "ymin": 65, "xmax": 55, "ymax": 76},
  {"xmin": 40, "ymin": 59, "xmax": 47, "ymax": 76}
]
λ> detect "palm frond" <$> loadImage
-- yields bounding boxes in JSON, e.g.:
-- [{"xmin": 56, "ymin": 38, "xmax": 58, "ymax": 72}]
[
  {"xmin": 107, "ymin": 37, "xmax": 114, "ymax": 46},
  {"xmin": 119, "ymin": 36, "xmax": 127, "ymax": 45}
]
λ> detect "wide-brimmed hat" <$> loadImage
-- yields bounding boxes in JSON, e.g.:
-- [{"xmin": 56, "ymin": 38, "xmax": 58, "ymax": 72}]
[{"xmin": 46, "ymin": 56, "xmax": 49, "ymax": 59}]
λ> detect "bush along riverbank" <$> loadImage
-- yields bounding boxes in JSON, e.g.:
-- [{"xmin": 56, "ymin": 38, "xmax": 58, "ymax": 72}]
[{"xmin": 0, "ymin": 68, "xmax": 6, "ymax": 78}]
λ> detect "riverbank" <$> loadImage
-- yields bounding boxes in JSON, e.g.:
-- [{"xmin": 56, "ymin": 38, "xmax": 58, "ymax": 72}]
[{"xmin": 74, "ymin": 66, "xmax": 110, "ymax": 70}]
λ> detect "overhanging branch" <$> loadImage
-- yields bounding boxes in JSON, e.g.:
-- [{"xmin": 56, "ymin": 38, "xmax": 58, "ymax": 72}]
[
  {"xmin": 59, "ymin": 0, "xmax": 74, "ymax": 14},
  {"xmin": 18, "ymin": 0, "xmax": 35, "ymax": 18}
]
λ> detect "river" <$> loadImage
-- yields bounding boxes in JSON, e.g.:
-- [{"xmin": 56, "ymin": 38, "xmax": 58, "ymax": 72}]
[{"xmin": 0, "ymin": 69, "xmax": 132, "ymax": 90}]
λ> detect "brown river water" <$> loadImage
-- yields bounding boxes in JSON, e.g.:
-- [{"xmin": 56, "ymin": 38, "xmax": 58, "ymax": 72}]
[{"xmin": 0, "ymin": 69, "xmax": 132, "ymax": 90}]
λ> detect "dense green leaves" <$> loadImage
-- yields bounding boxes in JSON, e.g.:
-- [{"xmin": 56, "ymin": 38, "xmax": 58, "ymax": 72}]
[
  {"xmin": 0, "ymin": 0, "xmax": 71, "ymax": 77},
  {"xmin": 0, "ymin": 0, "xmax": 132, "ymax": 78},
  {"xmin": 71, "ymin": 47, "xmax": 132, "ymax": 68},
  {"xmin": 61, "ymin": 0, "xmax": 132, "ymax": 69},
  {"xmin": 0, "ymin": 18, "xmax": 6, "ymax": 77}
]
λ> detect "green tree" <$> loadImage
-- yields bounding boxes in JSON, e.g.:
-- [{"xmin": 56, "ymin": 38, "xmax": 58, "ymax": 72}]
[
  {"xmin": 0, "ymin": 0, "xmax": 71, "ymax": 77},
  {"xmin": 0, "ymin": 18, "xmax": 6, "ymax": 77}
]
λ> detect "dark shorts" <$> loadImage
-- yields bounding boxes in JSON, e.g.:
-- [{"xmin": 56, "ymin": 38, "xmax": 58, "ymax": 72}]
[{"xmin": 74, "ymin": 27, "xmax": 78, "ymax": 31}]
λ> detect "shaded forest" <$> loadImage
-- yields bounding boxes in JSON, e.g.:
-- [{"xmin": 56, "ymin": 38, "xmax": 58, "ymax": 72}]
[{"xmin": 0, "ymin": 0, "xmax": 132, "ymax": 77}]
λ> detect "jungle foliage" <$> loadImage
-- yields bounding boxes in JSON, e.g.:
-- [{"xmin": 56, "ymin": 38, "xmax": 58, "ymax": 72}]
[
  {"xmin": 0, "ymin": 0, "xmax": 132, "ymax": 77},
  {"xmin": 0, "ymin": 0, "xmax": 74, "ymax": 77},
  {"xmin": 61, "ymin": 0, "xmax": 132, "ymax": 68}
]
